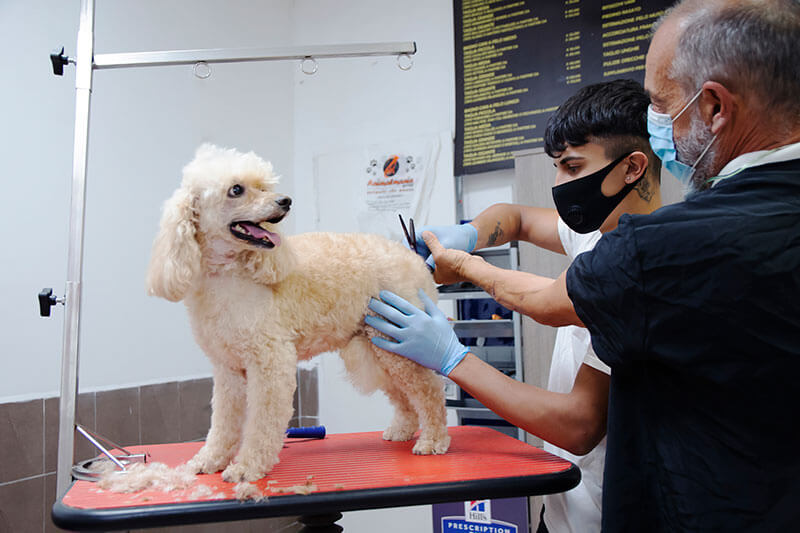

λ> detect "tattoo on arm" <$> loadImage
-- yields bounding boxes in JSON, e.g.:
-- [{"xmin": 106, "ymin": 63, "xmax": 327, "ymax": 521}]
[{"xmin": 487, "ymin": 221, "xmax": 504, "ymax": 247}]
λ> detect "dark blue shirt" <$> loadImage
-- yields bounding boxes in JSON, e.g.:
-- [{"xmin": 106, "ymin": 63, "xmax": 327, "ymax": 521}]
[{"xmin": 566, "ymin": 159, "xmax": 800, "ymax": 532}]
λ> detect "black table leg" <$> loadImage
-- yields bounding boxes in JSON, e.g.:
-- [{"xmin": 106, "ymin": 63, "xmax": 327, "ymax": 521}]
[{"xmin": 298, "ymin": 512, "xmax": 344, "ymax": 532}]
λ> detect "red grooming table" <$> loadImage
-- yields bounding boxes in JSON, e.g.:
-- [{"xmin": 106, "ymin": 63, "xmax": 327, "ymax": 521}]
[{"xmin": 52, "ymin": 426, "xmax": 580, "ymax": 531}]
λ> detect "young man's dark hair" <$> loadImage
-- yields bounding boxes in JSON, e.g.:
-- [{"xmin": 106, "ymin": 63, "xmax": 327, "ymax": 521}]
[{"xmin": 544, "ymin": 79, "xmax": 661, "ymax": 181}]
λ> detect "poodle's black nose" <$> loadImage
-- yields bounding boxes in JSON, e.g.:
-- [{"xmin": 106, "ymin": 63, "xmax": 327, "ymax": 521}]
[{"xmin": 276, "ymin": 196, "xmax": 292, "ymax": 209}]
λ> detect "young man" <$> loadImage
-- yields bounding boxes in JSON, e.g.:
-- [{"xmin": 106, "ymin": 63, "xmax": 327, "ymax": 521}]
[{"xmin": 366, "ymin": 79, "xmax": 662, "ymax": 533}]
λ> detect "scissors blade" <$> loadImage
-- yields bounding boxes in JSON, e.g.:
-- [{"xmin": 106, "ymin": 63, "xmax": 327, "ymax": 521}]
[
  {"xmin": 409, "ymin": 218, "xmax": 418, "ymax": 254},
  {"xmin": 398, "ymin": 214, "xmax": 415, "ymax": 252}
]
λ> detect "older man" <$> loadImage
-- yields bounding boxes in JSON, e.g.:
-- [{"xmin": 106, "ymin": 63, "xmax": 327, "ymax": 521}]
[
  {"xmin": 368, "ymin": 0, "xmax": 800, "ymax": 530},
  {"xmin": 580, "ymin": 1, "xmax": 800, "ymax": 528}
]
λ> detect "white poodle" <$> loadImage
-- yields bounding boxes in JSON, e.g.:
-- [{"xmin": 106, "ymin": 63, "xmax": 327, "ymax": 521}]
[{"xmin": 146, "ymin": 144, "xmax": 449, "ymax": 482}]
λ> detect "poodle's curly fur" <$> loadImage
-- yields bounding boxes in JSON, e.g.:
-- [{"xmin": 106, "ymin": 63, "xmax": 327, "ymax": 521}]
[{"xmin": 146, "ymin": 144, "xmax": 449, "ymax": 482}]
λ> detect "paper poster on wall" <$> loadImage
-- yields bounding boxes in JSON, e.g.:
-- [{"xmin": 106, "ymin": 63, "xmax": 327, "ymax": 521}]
[
  {"xmin": 313, "ymin": 132, "xmax": 455, "ymax": 241},
  {"xmin": 365, "ymin": 154, "xmax": 417, "ymax": 213}
]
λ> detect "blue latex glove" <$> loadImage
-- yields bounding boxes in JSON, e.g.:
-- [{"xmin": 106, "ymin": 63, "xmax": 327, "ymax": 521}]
[
  {"xmin": 365, "ymin": 289, "xmax": 469, "ymax": 375},
  {"xmin": 412, "ymin": 224, "xmax": 478, "ymax": 270}
]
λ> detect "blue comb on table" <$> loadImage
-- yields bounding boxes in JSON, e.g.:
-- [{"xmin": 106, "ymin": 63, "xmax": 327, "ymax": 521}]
[{"xmin": 285, "ymin": 426, "xmax": 326, "ymax": 439}]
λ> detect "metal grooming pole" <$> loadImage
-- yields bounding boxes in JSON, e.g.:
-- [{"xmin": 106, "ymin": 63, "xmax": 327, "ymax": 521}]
[{"xmin": 44, "ymin": 0, "xmax": 416, "ymax": 499}]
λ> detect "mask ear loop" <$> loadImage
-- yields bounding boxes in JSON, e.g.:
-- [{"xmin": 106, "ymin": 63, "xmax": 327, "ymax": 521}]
[
  {"xmin": 623, "ymin": 153, "xmax": 647, "ymax": 185},
  {"xmin": 674, "ymin": 87, "xmax": 716, "ymax": 180},
  {"xmin": 610, "ymin": 152, "xmax": 645, "ymax": 200},
  {"xmin": 672, "ymin": 87, "xmax": 704, "ymax": 122},
  {"xmin": 598, "ymin": 151, "xmax": 637, "ymax": 198},
  {"xmin": 690, "ymin": 133, "xmax": 718, "ymax": 175}
]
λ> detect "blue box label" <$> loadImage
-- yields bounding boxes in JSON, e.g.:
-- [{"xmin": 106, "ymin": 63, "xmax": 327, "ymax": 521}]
[
  {"xmin": 442, "ymin": 517, "xmax": 518, "ymax": 533},
  {"xmin": 433, "ymin": 497, "xmax": 528, "ymax": 533}
]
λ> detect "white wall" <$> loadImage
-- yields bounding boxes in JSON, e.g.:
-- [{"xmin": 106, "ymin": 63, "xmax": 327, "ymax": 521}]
[
  {"xmin": 1, "ymin": 0, "xmax": 77, "ymax": 401},
  {"xmin": 462, "ymin": 168, "xmax": 516, "ymax": 220},
  {"xmin": 290, "ymin": 0, "xmax": 457, "ymax": 233},
  {"xmin": 289, "ymin": 0, "xmax": 458, "ymax": 426},
  {"xmin": 1, "ymin": 0, "xmax": 294, "ymax": 401},
  {"xmin": 1, "ymin": 0, "xmax": 472, "ymax": 401}
]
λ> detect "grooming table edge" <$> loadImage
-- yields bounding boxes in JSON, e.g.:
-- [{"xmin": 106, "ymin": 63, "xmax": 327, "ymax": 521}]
[{"xmin": 52, "ymin": 426, "xmax": 580, "ymax": 531}]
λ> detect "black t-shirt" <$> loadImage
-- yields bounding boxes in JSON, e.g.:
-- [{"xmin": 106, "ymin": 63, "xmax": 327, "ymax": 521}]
[{"xmin": 566, "ymin": 159, "xmax": 800, "ymax": 532}]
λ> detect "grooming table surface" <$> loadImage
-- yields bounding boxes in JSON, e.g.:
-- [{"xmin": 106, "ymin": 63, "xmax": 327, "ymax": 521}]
[{"xmin": 53, "ymin": 426, "xmax": 580, "ymax": 531}]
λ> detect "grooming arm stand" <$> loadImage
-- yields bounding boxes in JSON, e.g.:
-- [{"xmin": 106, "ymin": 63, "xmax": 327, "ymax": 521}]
[{"xmin": 40, "ymin": 0, "xmax": 416, "ymax": 500}]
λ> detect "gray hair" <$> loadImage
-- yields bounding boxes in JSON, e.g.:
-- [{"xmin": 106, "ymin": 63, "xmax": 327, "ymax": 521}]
[{"xmin": 659, "ymin": 0, "xmax": 800, "ymax": 125}]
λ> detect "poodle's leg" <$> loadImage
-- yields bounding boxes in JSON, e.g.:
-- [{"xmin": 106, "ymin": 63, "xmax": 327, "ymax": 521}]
[
  {"xmin": 373, "ymin": 345, "xmax": 450, "ymax": 455},
  {"xmin": 381, "ymin": 382, "xmax": 420, "ymax": 442},
  {"xmin": 222, "ymin": 342, "xmax": 296, "ymax": 482},
  {"xmin": 408, "ymin": 370, "xmax": 450, "ymax": 455},
  {"xmin": 187, "ymin": 363, "xmax": 246, "ymax": 474},
  {"xmin": 337, "ymin": 336, "xmax": 419, "ymax": 442}
]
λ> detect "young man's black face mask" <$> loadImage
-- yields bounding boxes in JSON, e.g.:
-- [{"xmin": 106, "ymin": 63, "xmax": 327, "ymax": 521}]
[{"xmin": 551, "ymin": 151, "xmax": 643, "ymax": 234}]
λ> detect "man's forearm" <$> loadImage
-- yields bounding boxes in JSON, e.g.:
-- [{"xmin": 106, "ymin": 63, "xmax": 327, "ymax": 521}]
[
  {"xmin": 470, "ymin": 203, "xmax": 563, "ymax": 254},
  {"xmin": 449, "ymin": 354, "xmax": 606, "ymax": 455},
  {"xmin": 470, "ymin": 203, "xmax": 523, "ymax": 250},
  {"xmin": 459, "ymin": 256, "xmax": 581, "ymax": 327}
]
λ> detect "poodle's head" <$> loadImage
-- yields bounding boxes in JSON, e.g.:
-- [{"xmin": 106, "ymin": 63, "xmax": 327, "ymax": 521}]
[
  {"xmin": 184, "ymin": 143, "xmax": 291, "ymax": 253},
  {"xmin": 146, "ymin": 144, "xmax": 294, "ymax": 302}
]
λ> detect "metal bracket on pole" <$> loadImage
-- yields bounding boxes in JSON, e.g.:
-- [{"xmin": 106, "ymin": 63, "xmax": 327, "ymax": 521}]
[
  {"xmin": 38, "ymin": 288, "xmax": 65, "ymax": 317},
  {"xmin": 50, "ymin": 47, "xmax": 75, "ymax": 76}
]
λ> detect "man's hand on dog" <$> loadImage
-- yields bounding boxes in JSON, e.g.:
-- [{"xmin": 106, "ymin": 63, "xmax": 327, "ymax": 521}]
[{"xmin": 366, "ymin": 289, "xmax": 469, "ymax": 376}]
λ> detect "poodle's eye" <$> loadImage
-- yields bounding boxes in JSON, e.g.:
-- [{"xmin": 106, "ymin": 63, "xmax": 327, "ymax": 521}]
[{"xmin": 227, "ymin": 184, "xmax": 245, "ymax": 198}]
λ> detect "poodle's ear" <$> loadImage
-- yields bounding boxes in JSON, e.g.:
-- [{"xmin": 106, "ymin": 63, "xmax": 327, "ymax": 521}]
[{"xmin": 146, "ymin": 187, "xmax": 201, "ymax": 302}]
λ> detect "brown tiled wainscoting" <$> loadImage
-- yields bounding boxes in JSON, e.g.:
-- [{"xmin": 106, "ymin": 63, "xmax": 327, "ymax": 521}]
[{"xmin": 0, "ymin": 367, "xmax": 318, "ymax": 533}]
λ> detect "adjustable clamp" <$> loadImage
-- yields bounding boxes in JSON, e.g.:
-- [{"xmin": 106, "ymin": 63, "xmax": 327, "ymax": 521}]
[
  {"xmin": 50, "ymin": 47, "xmax": 74, "ymax": 76},
  {"xmin": 38, "ymin": 288, "xmax": 64, "ymax": 317}
]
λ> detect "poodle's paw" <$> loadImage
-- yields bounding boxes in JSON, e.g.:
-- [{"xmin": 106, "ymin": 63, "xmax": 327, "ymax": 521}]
[
  {"xmin": 186, "ymin": 448, "xmax": 233, "ymax": 474},
  {"xmin": 382, "ymin": 424, "xmax": 416, "ymax": 442},
  {"xmin": 412, "ymin": 434, "xmax": 451, "ymax": 455},
  {"xmin": 221, "ymin": 462, "xmax": 264, "ymax": 483},
  {"xmin": 222, "ymin": 452, "xmax": 279, "ymax": 483}
]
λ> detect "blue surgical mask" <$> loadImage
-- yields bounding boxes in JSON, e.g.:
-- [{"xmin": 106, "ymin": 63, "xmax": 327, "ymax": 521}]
[{"xmin": 647, "ymin": 88, "xmax": 716, "ymax": 185}]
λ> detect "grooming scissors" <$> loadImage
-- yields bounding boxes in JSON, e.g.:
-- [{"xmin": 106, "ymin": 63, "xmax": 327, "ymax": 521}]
[
  {"xmin": 398, "ymin": 213, "xmax": 417, "ymax": 254},
  {"xmin": 399, "ymin": 214, "xmax": 434, "ymax": 272}
]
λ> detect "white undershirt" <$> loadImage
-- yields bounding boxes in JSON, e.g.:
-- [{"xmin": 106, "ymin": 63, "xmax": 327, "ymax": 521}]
[{"xmin": 542, "ymin": 219, "xmax": 610, "ymax": 533}]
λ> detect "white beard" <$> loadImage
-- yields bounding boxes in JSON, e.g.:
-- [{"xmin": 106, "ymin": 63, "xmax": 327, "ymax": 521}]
[{"xmin": 676, "ymin": 108, "xmax": 719, "ymax": 193}]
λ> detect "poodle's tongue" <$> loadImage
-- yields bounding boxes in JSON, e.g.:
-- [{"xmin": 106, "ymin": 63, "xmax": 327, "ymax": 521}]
[{"xmin": 242, "ymin": 222, "xmax": 281, "ymax": 246}]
